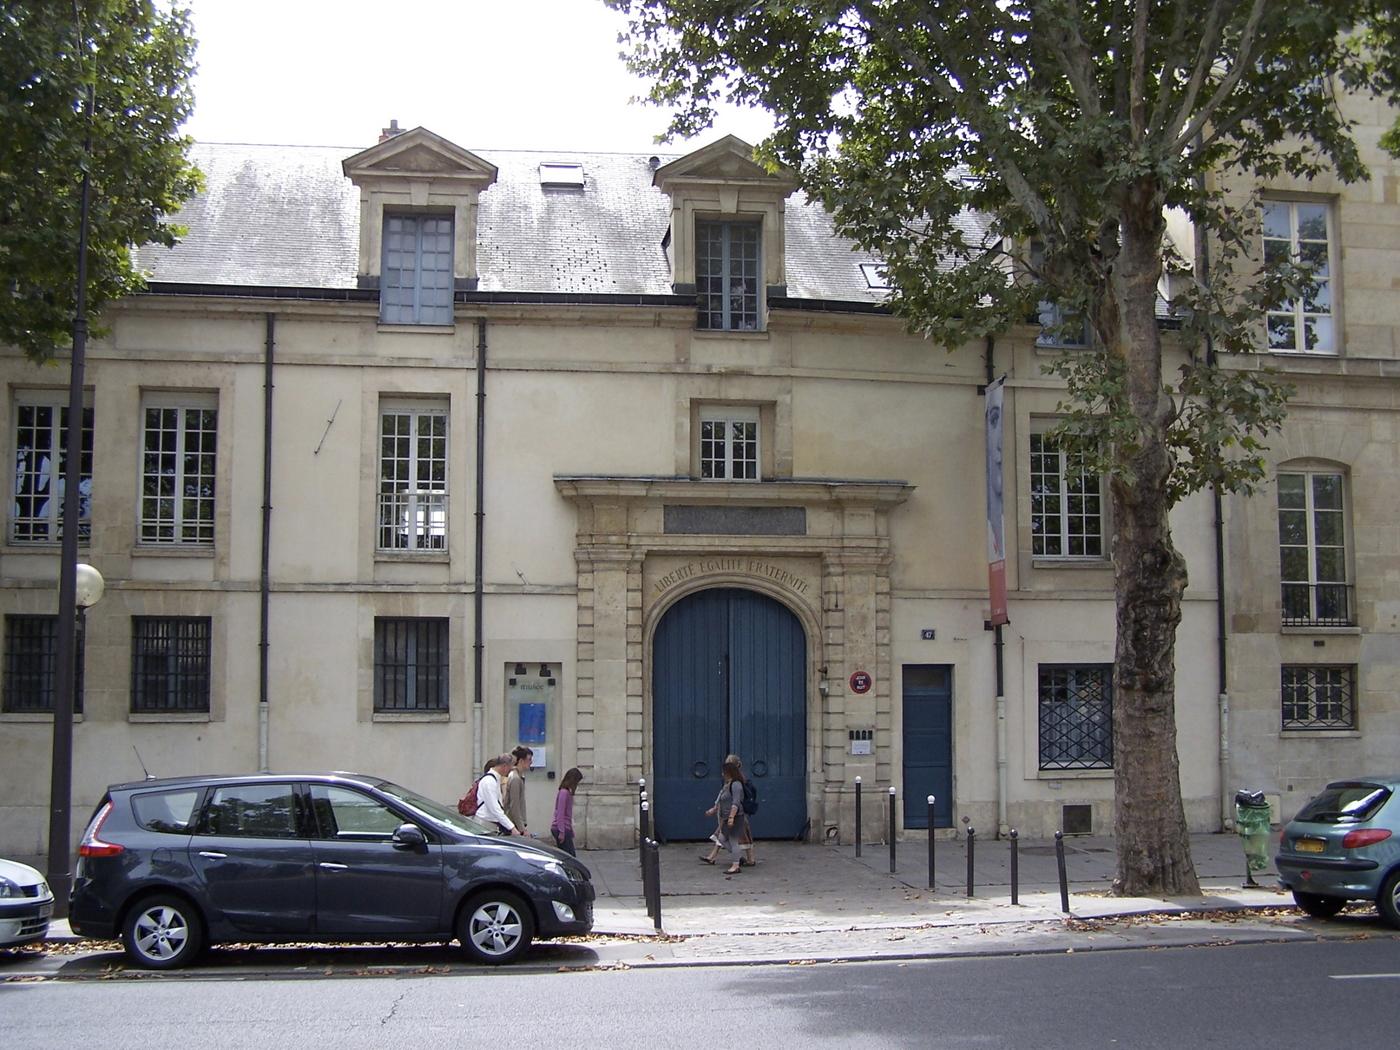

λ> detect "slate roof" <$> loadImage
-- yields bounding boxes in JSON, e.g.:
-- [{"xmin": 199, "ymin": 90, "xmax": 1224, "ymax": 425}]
[{"xmin": 136, "ymin": 142, "xmax": 990, "ymax": 305}]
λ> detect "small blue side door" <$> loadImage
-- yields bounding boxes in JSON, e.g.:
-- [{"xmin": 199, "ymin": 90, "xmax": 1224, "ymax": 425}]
[{"xmin": 902, "ymin": 665, "xmax": 953, "ymax": 829}]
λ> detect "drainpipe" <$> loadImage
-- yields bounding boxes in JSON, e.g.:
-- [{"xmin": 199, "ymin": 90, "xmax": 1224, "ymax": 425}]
[
  {"xmin": 259, "ymin": 312, "xmax": 275, "ymax": 772},
  {"xmin": 473, "ymin": 318, "xmax": 488, "ymax": 775},
  {"xmin": 986, "ymin": 335, "xmax": 1009, "ymax": 838},
  {"xmin": 1196, "ymin": 214, "xmax": 1232, "ymax": 831}
]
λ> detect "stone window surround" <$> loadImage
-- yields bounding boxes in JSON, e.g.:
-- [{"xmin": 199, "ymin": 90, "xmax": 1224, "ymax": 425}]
[{"xmin": 554, "ymin": 475, "xmax": 911, "ymax": 846}]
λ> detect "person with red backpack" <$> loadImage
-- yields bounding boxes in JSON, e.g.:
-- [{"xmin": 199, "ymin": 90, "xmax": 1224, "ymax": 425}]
[{"xmin": 464, "ymin": 754, "xmax": 522, "ymax": 835}]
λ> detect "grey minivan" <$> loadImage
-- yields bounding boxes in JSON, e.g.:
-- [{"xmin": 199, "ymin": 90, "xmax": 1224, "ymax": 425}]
[{"xmin": 69, "ymin": 772, "xmax": 594, "ymax": 968}]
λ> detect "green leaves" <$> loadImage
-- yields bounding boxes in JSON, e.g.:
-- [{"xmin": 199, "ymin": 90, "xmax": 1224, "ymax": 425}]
[{"xmin": 1, "ymin": 0, "xmax": 201, "ymax": 361}]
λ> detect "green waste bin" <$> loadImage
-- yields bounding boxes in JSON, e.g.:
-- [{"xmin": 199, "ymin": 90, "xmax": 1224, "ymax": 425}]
[{"xmin": 1235, "ymin": 789, "xmax": 1272, "ymax": 881}]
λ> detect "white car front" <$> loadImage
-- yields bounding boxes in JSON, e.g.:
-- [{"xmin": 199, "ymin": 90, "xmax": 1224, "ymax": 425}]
[{"xmin": 0, "ymin": 858, "xmax": 54, "ymax": 948}]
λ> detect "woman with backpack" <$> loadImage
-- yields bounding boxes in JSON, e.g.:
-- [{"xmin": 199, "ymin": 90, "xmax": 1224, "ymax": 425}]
[{"xmin": 700, "ymin": 754, "xmax": 748, "ymax": 875}]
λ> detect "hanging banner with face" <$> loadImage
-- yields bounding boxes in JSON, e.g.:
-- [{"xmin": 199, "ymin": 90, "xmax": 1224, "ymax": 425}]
[{"xmin": 985, "ymin": 376, "xmax": 1009, "ymax": 626}]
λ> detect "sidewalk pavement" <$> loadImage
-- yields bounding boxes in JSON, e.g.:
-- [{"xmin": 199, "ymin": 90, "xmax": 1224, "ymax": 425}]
[{"xmin": 26, "ymin": 830, "xmax": 1369, "ymax": 974}]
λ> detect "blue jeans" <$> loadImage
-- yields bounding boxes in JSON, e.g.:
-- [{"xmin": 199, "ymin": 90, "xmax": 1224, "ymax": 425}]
[{"xmin": 552, "ymin": 829, "xmax": 576, "ymax": 856}]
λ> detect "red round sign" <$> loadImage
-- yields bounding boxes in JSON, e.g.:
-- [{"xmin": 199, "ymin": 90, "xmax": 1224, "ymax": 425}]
[{"xmin": 849, "ymin": 671, "xmax": 872, "ymax": 694}]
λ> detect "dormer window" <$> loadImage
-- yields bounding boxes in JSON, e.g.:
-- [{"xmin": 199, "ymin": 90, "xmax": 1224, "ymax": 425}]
[
  {"xmin": 697, "ymin": 220, "xmax": 760, "ymax": 331},
  {"xmin": 381, "ymin": 214, "xmax": 454, "ymax": 325}
]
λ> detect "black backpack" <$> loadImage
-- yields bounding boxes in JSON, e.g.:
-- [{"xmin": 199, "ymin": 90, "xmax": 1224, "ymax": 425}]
[{"xmin": 741, "ymin": 779, "xmax": 759, "ymax": 815}]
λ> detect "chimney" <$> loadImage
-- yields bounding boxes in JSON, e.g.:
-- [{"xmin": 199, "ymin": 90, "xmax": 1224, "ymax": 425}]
[{"xmin": 378, "ymin": 119, "xmax": 404, "ymax": 143}]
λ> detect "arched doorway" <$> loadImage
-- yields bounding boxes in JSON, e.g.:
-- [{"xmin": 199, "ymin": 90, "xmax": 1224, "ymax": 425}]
[{"xmin": 651, "ymin": 587, "xmax": 807, "ymax": 840}]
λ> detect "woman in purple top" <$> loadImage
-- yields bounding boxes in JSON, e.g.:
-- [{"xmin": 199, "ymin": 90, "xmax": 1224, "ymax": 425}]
[{"xmin": 551, "ymin": 767, "xmax": 583, "ymax": 856}]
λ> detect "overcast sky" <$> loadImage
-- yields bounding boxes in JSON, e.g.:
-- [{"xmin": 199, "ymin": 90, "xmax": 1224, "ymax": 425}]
[{"xmin": 180, "ymin": 0, "xmax": 775, "ymax": 153}]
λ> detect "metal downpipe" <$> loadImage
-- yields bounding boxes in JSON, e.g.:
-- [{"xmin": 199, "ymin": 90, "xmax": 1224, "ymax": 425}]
[
  {"xmin": 473, "ymin": 318, "xmax": 488, "ymax": 775},
  {"xmin": 259, "ymin": 312, "xmax": 275, "ymax": 772}
]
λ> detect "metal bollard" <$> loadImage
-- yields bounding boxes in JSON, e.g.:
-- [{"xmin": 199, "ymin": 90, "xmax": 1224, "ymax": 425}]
[
  {"xmin": 1055, "ymin": 830, "xmax": 1070, "ymax": 913},
  {"xmin": 854, "ymin": 776, "xmax": 863, "ymax": 857},
  {"xmin": 639, "ymin": 799, "xmax": 650, "ymax": 873},
  {"xmin": 642, "ymin": 832, "xmax": 654, "ymax": 918},
  {"xmin": 888, "ymin": 787, "xmax": 897, "ymax": 874},
  {"xmin": 965, "ymin": 825, "xmax": 976, "ymax": 897},
  {"xmin": 647, "ymin": 838, "xmax": 663, "ymax": 931},
  {"xmin": 1009, "ymin": 829, "xmax": 1019, "ymax": 905},
  {"xmin": 926, "ymin": 795, "xmax": 936, "ymax": 891}
]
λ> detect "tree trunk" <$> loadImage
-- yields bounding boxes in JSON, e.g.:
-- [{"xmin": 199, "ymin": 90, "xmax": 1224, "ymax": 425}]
[{"xmin": 1108, "ymin": 186, "xmax": 1202, "ymax": 897}]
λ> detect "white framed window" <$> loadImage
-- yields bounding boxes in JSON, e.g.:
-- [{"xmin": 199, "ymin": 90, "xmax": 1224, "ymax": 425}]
[
  {"xmin": 11, "ymin": 391, "xmax": 93, "ymax": 544},
  {"xmin": 381, "ymin": 213, "xmax": 454, "ymax": 325},
  {"xmin": 1278, "ymin": 470, "xmax": 1351, "ymax": 626},
  {"xmin": 139, "ymin": 393, "xmax": 217, "ymax": 546},
  {"xmin": 378, "ymin": 401, "xmax": 448, "ymax": 551},
  {"xmin": 699, "ymin": 406, "xmax": 760, "ymax": 481},
  {"xmin": 1030, "ymin": 427, "xmax": 1103, "ymax": 558},
  {"xmin": 1262, "ymin": 199, "xmax": 1335, "ymax": 354},
  {"xmin": 696, "ymin": 220, "xmax": 761, "ymax": 331}
]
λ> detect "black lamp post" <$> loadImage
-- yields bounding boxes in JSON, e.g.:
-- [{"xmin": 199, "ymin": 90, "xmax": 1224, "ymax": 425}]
[{"xmin": 46, "ymin": 81, "xmax": 96, "ymax": 916}]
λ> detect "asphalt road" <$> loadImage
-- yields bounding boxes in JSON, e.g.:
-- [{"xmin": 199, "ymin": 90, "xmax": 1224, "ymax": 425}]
[{"xmin": 3, "ymin": 938, "xmax": 1398, "ymax": 1048}]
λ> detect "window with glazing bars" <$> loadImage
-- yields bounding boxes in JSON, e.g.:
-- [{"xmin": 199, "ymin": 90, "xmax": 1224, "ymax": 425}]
[
  {"xmin": 379, "ymin": 406, "xmax": 448, "ymax": 551},
  {"xmin": 130, "ymin": 617, "xmax": 211, "ymax": 713},
  {"xmin": 1038, "ymin": 664, "xmax": 1113, "ymax": 770},
  {"xmin": 2, "ymin": 614, "xmax": 83, "ymax": 714},
  {"xmin": 11, "ymin": 398, "xmax": 94, "ymax": 543},
  {"xmin": 1031, "ymin": 432, "xmax": 1103, "ymax": 557},
  {"xmin": 1262, "ymin": 199, "xmax": 1334, "ymax": 354},
  {"xmin": 1281, "ymin": 665, "xmax": 1355, "ymax": 730},
  {"xmin": 374, "ymin": 618, "xmax": 449, "ymax": 712},
  {"xmin": 140, "ymin": 403, "xmax": 217, "ymax": 545},
  {"xmin": 381, "ymin": 214, "xmax": 454, "ymax": 325},
  {"xmin": 1278, "ymin": 471, "xmax": 1350, "ymax": 626},
  {"xmin": 699, "ymin": 406, "xmax": 759, "ymax": 480},
  {"xmin": 696, "ymin": 220, "xmax": 760, "ymax": 331}
]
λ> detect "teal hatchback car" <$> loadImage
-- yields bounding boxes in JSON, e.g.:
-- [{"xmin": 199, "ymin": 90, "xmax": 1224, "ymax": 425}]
[{"xmin": 1276, "ymin": 777, "xmax": 1400, "ymax": 927}]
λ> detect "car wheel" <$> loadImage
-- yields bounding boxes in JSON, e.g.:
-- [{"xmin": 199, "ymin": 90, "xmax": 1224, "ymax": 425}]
[
  {"xmin": 121, "ymin": 894, "xmax": 205, "ymax": 970},
  {"xmin": 1378, "ymin": 869, "xmax": 1400, "ymax": 930},
  {"xmin": 1292, "ymin": 890, "xmax": 1346, "ymax": 919},
  {"xmin": 458, "ymin": 890, "xmax": 534, "ymax": 965}
]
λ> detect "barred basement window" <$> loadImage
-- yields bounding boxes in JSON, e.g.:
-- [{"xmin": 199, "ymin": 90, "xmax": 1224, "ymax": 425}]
[
  {"xmin": 1038, "ymin": 664, "xmax": 1113, "ymax": 770},
  {"xmin": 374, "ymin": 617, "xmax": 449, "ymax": 712},
  {"xmin": 140, "ymin": 398, "xmax": 217, "ymax": 545},
  {"xmin": 1281, "ymin": 665, "xmax": 1355, "ymax": 730},
  {"xmin": 131, "ymin": 617, "xmax": 211, "ymax": 714},
  {"xmin": 3, "ymin": 614, "xmax": 84, "ymax": 714},
  {"xmin": 11, "ymin": 394, "xmax": 94, "ymax": 544}
]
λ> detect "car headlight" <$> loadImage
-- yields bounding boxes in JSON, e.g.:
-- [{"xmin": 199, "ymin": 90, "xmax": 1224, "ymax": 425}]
[
  {"xmin": 0, "ymin": 878, "xmax": 19, "ymax": 899},
  {"xmin": 512, "ymin": 851, "xmax": 566, "ymax": 878}
]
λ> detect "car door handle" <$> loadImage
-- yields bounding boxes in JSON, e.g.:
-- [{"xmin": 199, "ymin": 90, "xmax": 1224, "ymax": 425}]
[
  {"xmin": 318, "ymin": 862, "xmax": 348, "ymax": 871},
  {"xmin": 197, "ymin": 851, "xmax": 227, "ymax": 859}
]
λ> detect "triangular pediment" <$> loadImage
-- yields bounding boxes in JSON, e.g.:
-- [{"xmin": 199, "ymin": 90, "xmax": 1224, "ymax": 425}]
[
  {"xmin": 342, "ymin": 127, "xmax": 498, "ymax": 186},
  {"xmin": 653, "ymin": 135, "xmax": 798, "ymax": 192}
]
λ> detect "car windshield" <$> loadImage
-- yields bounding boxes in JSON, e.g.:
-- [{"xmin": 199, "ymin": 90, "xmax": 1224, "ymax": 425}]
[
  {"xmin": 374, "ymin": 779, "xmax": 500, "ymax": 837},
  {"xmin": 1294, "ymin": 783, "xmax": 1391, "ymax": 824}
]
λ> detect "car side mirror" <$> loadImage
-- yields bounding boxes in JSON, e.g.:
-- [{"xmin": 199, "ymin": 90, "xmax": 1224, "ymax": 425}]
[{"xmin": 392, "ymin": 823, "xmax": 427, "ymax": 849}]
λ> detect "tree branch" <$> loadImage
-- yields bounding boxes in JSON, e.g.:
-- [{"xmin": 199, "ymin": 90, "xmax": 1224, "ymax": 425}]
[
  {"xmin": 1156, "ymin": 0, "xmax": 1230, "ymax": 144},
  {"xmin": 1173, "ymin": 0, "xmax": 1268, "ymax": 153}
]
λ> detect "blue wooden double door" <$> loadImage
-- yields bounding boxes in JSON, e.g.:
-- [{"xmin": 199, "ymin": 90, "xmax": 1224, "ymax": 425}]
[{"xmin": 652, "ymin": 588, "xmax": 807, "ymax": 841}]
